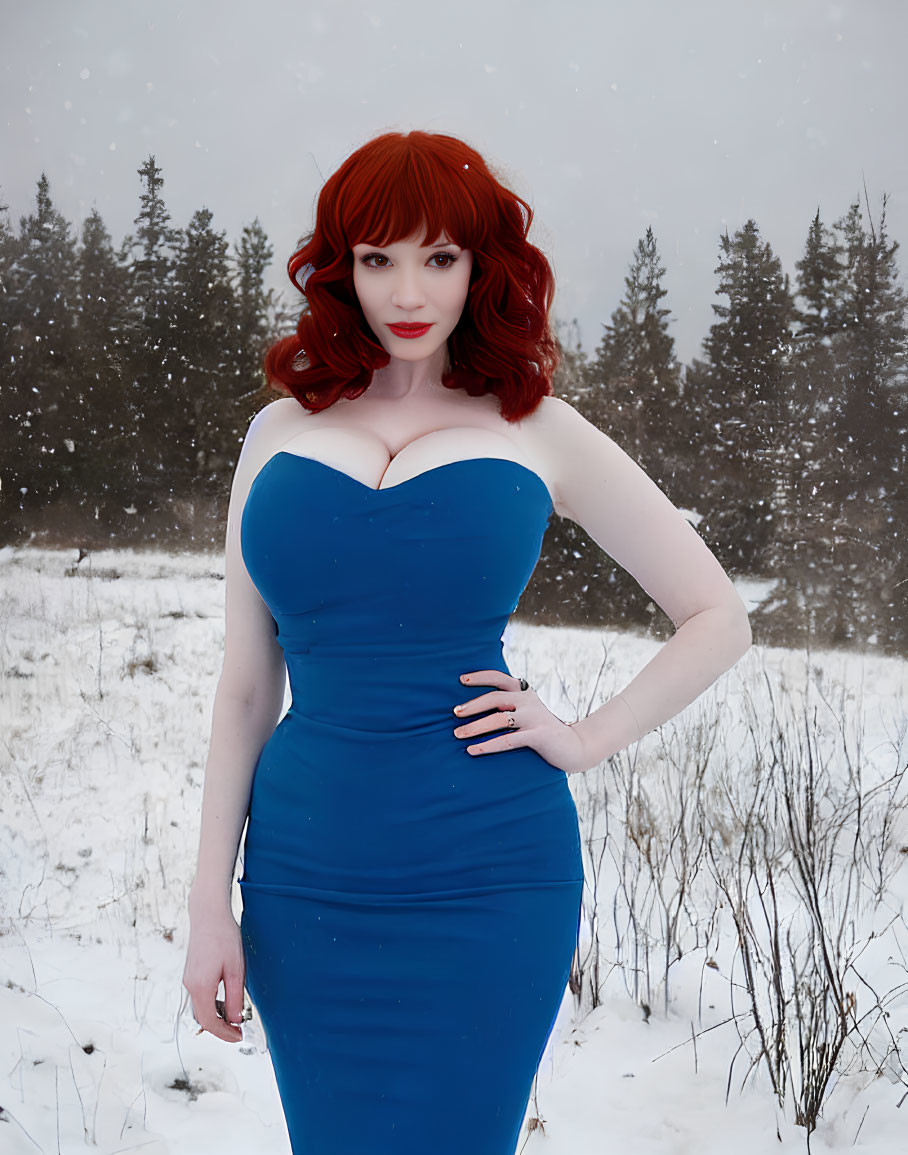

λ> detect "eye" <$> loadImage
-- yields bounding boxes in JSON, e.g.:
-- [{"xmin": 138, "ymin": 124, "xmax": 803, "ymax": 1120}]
[{"xmin": 357, "ymin": 251, "xmax": 459, "ymax": 270}]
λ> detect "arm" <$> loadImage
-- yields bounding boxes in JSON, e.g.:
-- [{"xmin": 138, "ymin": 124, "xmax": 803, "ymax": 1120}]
[
  {"xmin": 182, "ymin": 398, "xmax": 291, "ymax": 1040},
  {"xmin": 189, "ymin": 401, "xmax": 290, "ymax": 907},
  {"xmin": 545, "ymin": 396, "xmax": 751, "ymax": 768}
]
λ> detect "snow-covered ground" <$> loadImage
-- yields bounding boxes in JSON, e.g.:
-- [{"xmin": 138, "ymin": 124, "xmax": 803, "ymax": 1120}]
[{"xmin": 1, "ymin": 546, "xmax": 906, "ymax": 1154}]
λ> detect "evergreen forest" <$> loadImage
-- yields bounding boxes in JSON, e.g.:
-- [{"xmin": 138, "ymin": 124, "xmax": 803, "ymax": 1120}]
[{"xmin": 1, "ymin": 158, "xmax": 905, "ymax": 656}]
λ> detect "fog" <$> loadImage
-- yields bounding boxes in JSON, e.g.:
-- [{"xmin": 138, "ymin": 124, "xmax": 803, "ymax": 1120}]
[{"xmin": 3, "ymin": 0, "xmax": 906, "ymax": 362}]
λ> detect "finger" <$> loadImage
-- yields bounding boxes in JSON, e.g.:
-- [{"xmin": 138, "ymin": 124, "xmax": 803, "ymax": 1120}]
[
  {"xmin": 459, "ymin": 670, "xmax": 511, "ymax": 689},
  {"xmin": 454, "ymin": 707, "xmax": 521, "ymax": 739},
  {"xmin": 196, "ymin": 1002, "xmax": 243, "ymax": 1043},
  {"xmin": 191, "ymin": 988, "xmax": 243, "ymax": 1043},
  {"xmin": 453, "ymin": 690, "xmax": 519, "ymax": 719},
  {"xmin": 465, "ymin": 730, "xmax": 530, "ymax": 756},
  {"xmin": 223, "ymin": 967, "xmax": 246, "ymax": 1029}
]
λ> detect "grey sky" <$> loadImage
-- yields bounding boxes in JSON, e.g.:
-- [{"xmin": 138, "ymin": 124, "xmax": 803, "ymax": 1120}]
[{"xmin": 3, "ymin": 0, "xmax": 906, "ymax": 365}]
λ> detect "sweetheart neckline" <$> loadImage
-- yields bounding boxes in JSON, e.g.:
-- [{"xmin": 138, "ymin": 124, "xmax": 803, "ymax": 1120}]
[{"xmin": 267, "ymin": 451, "xmax": 553, "ymax": 507}]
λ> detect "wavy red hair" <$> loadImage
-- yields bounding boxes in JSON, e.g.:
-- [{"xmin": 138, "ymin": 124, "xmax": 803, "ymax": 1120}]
[{"xmin": 263, "ymin": 130, "xmax": 560, "ymax": 422}]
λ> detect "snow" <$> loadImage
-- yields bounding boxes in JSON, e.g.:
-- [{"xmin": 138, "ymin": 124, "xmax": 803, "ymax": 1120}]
[{"xmin": 1, "ymin": 546, "xmax": 906, "ymax": 1153}]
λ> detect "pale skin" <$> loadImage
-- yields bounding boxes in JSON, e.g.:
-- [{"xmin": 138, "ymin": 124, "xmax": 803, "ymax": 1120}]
[{"xmin": 182, "ymin": 227, "xmax": 753, "ymax": 1043}]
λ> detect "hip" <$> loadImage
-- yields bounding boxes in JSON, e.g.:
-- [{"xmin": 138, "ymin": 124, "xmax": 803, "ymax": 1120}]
[{"xmin": 241, "ymin": 714, "xmax": 583, "ymax": 893}]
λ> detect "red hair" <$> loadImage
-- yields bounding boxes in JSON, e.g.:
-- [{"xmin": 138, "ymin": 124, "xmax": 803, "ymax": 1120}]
[{"xmin": 263, "ymin": 130, "xmax": 560, "ymax": 422}]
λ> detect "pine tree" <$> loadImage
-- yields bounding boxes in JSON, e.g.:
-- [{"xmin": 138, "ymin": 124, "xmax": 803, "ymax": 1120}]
[
  {"xmin": 833, "ymin": 196, "xmax": 906, "ymax": 466},
  {"xmin": 73, "ymin": 208, "xmax": 134, "ymax": 535},
  {"xmin": 795, "ymin": 210, "xmax": 845, "ymax": 346},
  {"xmin": 223, "ymin": 217, "xmax": 281, "ymax": 475},
  {"xmin": 119, "ymin": 155, "xmax": 182, "ymax": 536},
  {"xmin": 589, "ymin": 226, "xmax": 679, "ymax": 466},
  {"xmin": 0, "ymin": 193, "xmax": 17, "ymax": 353},
  {"xmin": 170, "ymin": 206, "xmax": 239, "ymax": 519},
  {"xmin": 828, "ymin": 195, "xmax": 908, "ymax": 649},
  {"xmin": 1, "ymin": 174, "xmax": 79, "ymax": 536},
  {"xmin": 233, "ymin": 217, "xmax": 275, "ymax": 394},
  {"xmin": 692, "ymin": 219, "xmax": 795, "ymax": 573},
  {"xmin": 129, "ymin": 155, "xmax": 179, "ymax": 334},
  {"xmin": 0, "ymin": 195, "xmax": 21, "ymax": 539},
  {"xmin": 752, "ymin": 210, "xmax": 844, "ymax": 646}
]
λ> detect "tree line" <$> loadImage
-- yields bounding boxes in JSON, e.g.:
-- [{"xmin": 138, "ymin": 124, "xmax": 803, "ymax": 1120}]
[
  {"xmin": 1, "ymin": 159, "xmax": 905, "ymax": 655},
  {"xmin": 523, "ymin": 200, "xmax": 907, "ymax": 657},
  {"xmin": 0, "ymin": 157, "xmax": 284, "ymax": 548}
]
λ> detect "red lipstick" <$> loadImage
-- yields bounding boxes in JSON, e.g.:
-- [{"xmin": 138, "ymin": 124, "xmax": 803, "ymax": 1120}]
[{"xmin": 387, "ymin": 323, "xmax": 433, "ymax": 339}]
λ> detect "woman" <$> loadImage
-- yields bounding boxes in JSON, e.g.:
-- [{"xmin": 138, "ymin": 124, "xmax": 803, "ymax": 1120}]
[{"xmin": 182, "ymin": 129, "xmax": 751, "ymax": 1154}]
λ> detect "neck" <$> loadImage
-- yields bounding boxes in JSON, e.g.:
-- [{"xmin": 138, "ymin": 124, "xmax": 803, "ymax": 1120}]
[{"xmin": 365, "ymin": 345, "xmax": 449, "ymax": 401}]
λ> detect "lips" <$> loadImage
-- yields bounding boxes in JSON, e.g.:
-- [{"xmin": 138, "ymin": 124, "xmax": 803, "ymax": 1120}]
[{"xmin": 387, "ymin": 323, "xmax": 433, "ymax": 339}]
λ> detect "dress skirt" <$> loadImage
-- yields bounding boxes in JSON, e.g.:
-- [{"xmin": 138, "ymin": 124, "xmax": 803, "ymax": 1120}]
[{"xmin": 240, "ymin": 877, "xmax": 582, "ymax": 1154}]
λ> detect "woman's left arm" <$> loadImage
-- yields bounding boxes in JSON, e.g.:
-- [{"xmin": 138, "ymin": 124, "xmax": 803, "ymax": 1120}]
[{"xmin": 536, "ymin": 396, "xmax": 752, "ymax": 768}]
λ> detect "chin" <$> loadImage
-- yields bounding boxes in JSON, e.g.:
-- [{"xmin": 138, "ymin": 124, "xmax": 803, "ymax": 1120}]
[
  {"xmin": 401, "ymin": 343, "xmax": 445, "ymax": 360},
  {"xmin": 386, "ymin": 337, "xmax": 449, "ymax": 362}
]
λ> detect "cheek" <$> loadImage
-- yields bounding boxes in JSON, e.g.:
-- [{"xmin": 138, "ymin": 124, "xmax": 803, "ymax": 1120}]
[
  {"xmin": 449, "ymin": 276, "xmax": 472, "ymax": 317},
  {"xmin": 352, "ymin": 275, "xmax": 376, "ymax": 314}
]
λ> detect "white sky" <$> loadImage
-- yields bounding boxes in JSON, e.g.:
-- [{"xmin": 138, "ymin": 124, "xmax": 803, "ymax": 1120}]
[{"xmin": 3, "ymin": 0, "xmax": 906, "ymax": 364}]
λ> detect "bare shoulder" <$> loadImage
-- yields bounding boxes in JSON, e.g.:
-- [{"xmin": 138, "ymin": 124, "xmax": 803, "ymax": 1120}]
[
  {"xmin": 519, "ymin": 394, "xmax": 624, "ymax": 516},
  {"xmin": 245, "ymin": 395, "xmax": 305, "ymax": 445},
  {"xmin": 226, "ymin": 396, "xmax": 306, "ymax": 505},
  {"xmin": 521, "ymin": 393, "xmax": 599, "ymax": 444},
  {"xmin": 242, "ymin": 395, "xmax": 311, "ymax": 462}
]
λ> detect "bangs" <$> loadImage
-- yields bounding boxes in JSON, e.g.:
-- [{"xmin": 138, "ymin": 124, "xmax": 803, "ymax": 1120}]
[{"xmin": 333, "ymin": 138, "xmax": 487, "ymax": 252}]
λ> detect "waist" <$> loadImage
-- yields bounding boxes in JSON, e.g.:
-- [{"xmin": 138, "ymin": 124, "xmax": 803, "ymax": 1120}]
[{"xmin": 283, "ymin": 641, "xmax": 510, "ymax": 734}]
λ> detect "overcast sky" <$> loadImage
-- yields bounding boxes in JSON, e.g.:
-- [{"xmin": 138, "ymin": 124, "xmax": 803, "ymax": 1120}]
[{"xmin": 3, "ymin": 0, "xmax": 906, "ymax": 365}]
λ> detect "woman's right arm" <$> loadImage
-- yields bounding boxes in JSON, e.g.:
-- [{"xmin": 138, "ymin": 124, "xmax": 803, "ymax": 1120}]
[{"xmin": 182, "ymin": 398, "xmax": 293, "ymax": 1042}]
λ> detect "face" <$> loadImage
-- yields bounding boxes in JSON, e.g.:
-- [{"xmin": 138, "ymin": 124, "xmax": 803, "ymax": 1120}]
[{"xmin": 351, "ymin": 230, "xmax": 473, "ymax": 361}]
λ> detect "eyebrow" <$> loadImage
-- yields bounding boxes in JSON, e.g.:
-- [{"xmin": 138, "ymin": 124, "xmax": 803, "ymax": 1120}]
[{"xmin": 353, "ymin": 239, "xmax": 461, "ymax": 250}]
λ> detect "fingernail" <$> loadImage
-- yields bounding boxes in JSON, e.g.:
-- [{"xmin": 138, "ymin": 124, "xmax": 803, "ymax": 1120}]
[
  {"xmin": 453, "ymin": 704, "xmax": 463, "ymax": 714},
  {"xmin": 461, "ymin": 675, "xmax": 469, "ymax": 683}
]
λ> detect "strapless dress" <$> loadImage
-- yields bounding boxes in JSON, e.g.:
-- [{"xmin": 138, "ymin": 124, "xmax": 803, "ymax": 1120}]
[{"xmin": 238, "ymin": 452, "xmax": 584, "ymax": 1155}]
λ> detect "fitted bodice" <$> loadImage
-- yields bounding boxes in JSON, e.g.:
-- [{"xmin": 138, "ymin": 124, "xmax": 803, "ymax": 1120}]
[{"xmin": 240, "ymin": 453, "xmax": 553, "ymax": 733}]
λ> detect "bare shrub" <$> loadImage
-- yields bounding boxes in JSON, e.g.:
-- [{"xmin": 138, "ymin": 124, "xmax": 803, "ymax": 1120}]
[
  {"xmin": 569, "ymin": 762, "xmax": 611, "ymax": 1015},
  {"xmin": 706, "ymin": 660, "xmax": 908, "ymax": 1136}
]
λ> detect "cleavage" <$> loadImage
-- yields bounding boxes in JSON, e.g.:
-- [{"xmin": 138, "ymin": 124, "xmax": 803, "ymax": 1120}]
[{"xmin": 275, "ymin": 424, "xmax": 531, "ymax": 492}]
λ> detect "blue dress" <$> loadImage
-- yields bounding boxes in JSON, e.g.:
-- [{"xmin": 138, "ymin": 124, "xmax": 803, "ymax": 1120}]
[{"xmin": 238, "ymin": 452, "xmax": 584, "ymax": 1155}]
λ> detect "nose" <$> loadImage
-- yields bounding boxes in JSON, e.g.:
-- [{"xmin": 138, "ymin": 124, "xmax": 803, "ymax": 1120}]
[{"xmin": 389, "ymin": 262, "xmax": 427, "ymax": 311}]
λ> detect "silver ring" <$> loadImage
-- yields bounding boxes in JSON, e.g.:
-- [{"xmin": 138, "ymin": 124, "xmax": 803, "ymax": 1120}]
[
  {"xmin": 519, "ymin": 678, "xmax": 529, "ymax": 692},
  {"xmin": 506, "ymin": 713, "xmax": 517, "ymax": 729}
]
